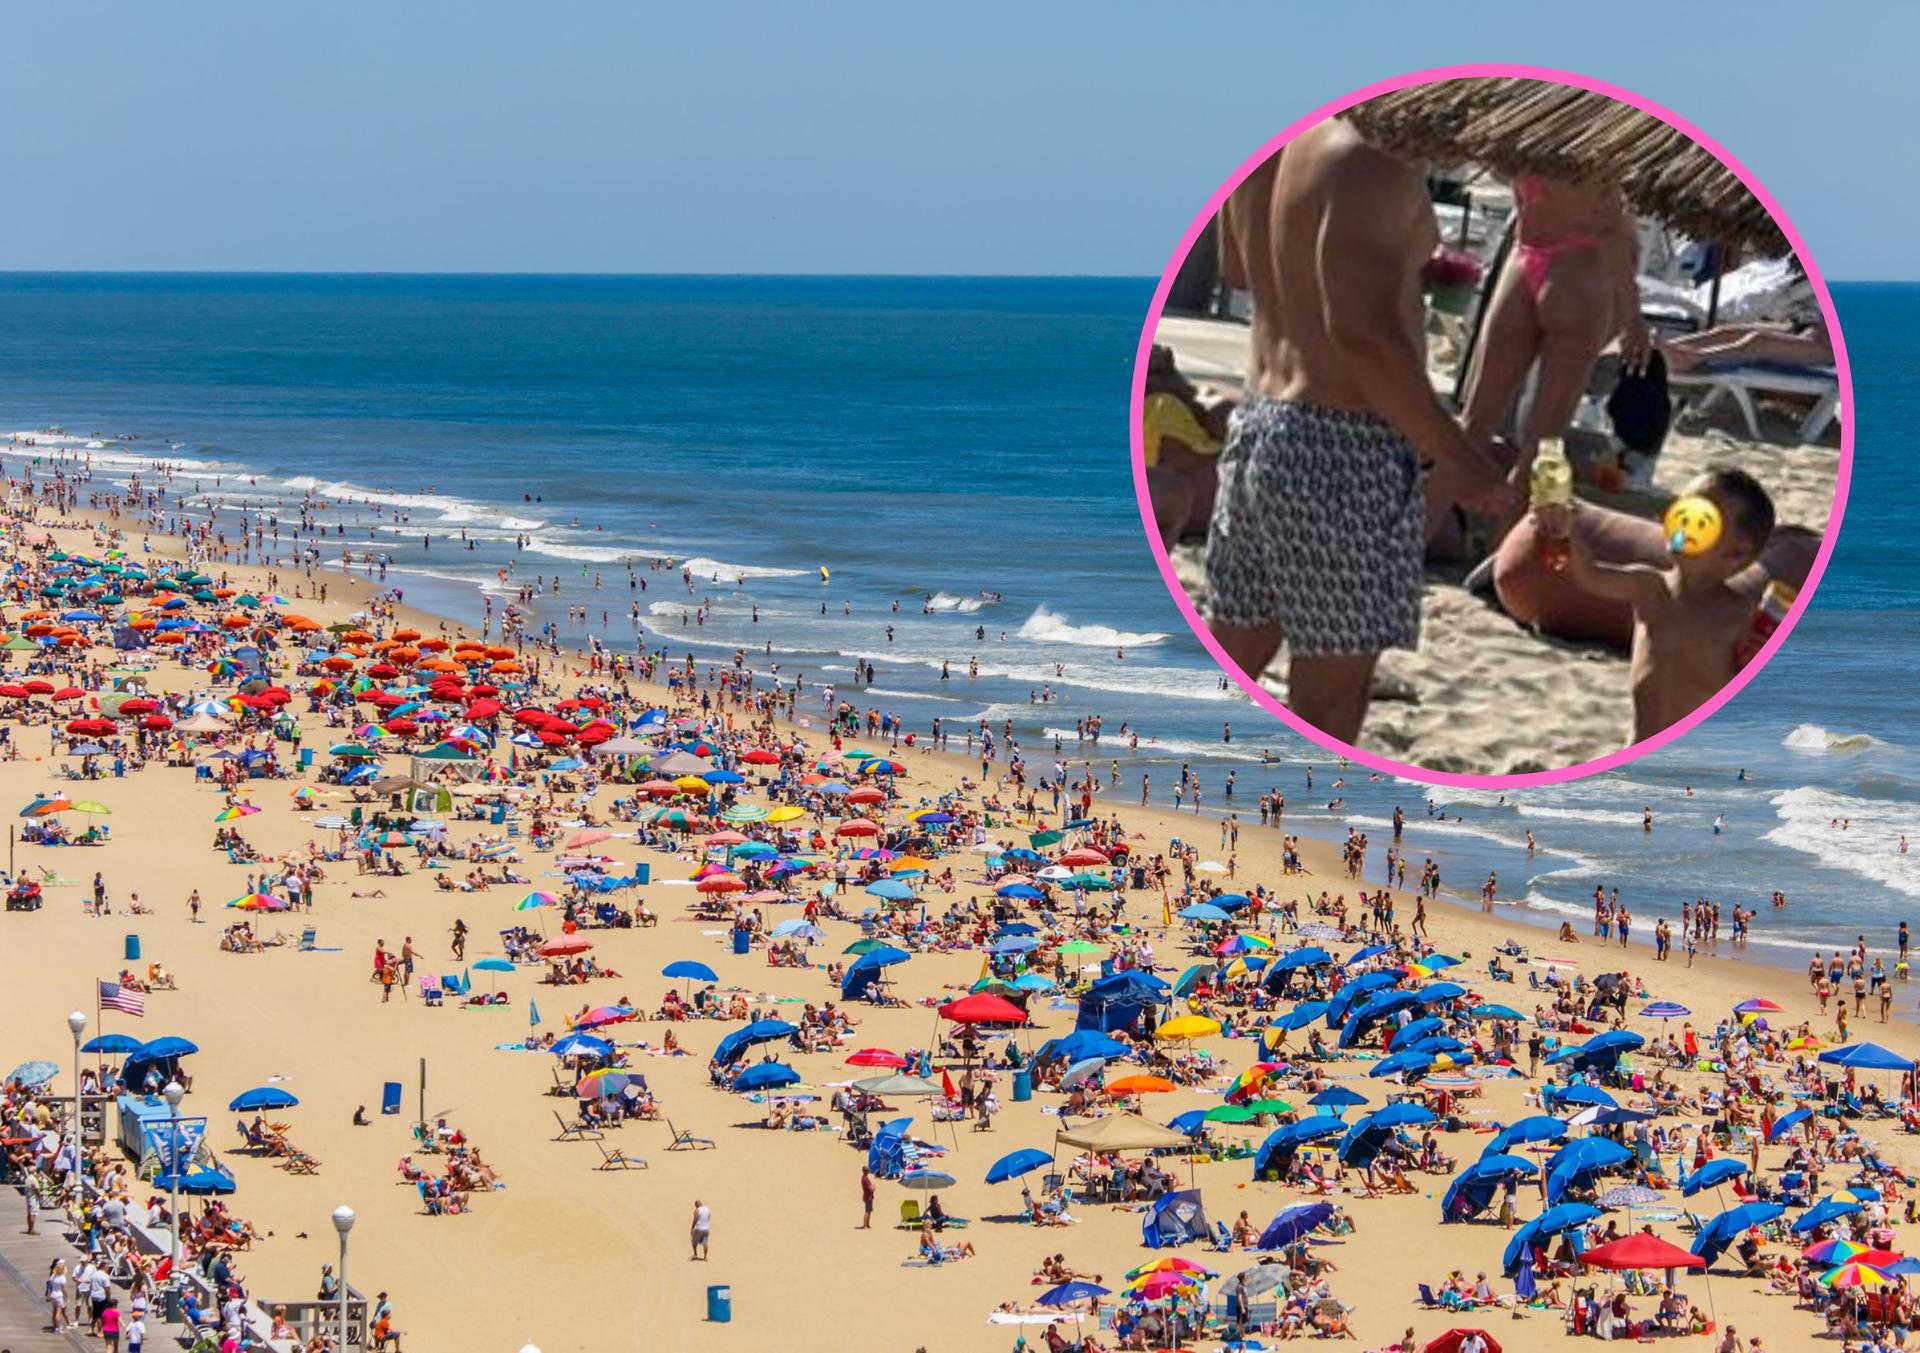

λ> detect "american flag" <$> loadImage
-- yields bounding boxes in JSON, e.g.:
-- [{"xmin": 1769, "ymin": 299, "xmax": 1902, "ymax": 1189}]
[{"xmin": 98, "ymin": 980, "xmax": 145, "ymax": 1017}]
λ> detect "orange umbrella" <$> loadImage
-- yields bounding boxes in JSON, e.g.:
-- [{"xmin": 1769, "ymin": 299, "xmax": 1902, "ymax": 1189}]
[{"xmin": 1105, "ymin": 1074, "xmax": 1177, "ymax": 1095}]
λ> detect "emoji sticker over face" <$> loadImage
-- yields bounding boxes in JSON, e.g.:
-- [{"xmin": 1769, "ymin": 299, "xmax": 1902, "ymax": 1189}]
[{"xmin": 1663, "ymin": 495, "xmax": 1723, "ymax": 556}]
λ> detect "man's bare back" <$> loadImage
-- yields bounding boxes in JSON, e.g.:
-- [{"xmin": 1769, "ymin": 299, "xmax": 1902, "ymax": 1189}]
[{"xmin": 1256, "ymin": 119, "xmax": 1436, "ymax": 414}]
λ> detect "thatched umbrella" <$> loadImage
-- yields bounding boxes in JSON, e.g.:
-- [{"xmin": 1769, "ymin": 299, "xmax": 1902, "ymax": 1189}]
[{"xmin": 1346, "ymin": 77, "xmax": 1786, "ymax": 256}]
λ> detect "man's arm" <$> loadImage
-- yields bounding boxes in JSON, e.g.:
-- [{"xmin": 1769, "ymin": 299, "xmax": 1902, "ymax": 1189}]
[{"xmin": 1315, "ymin": 155, "xmax": 1505, "ymax": 491}]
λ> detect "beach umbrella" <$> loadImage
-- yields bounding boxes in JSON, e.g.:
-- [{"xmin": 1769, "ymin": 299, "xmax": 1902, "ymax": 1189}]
[
  {"xmin": 571, "ymin": 1006, "xmax": 639, "ymax": 1030},
  {"xmin": 1552, "ymin": 1085, "xmax": 1616, "ymax": 1110},
  {"xmin": 82, "ymin": 1034, "xmax": 143, "ymax": 1055},
  {"xmin": 1640, "ymin": 1001, "xmax": 1691, "ymax": 1020},
  {"xmin": 1485, "ymin": 1115, "xmax": 1566, "ymax": 1156},
  {"xmin": 1682, "ymin": 1159, "xmax": 1748, "ymax": 1196},
  {"xmin": 516, "ymin": 891, "xmax": 559, "ymax": 911},
  {"xmin": 1595, "ymin": 1185, "xmax": 1662, "ymax": 1209},
  {"xmin": 845, "ymin": 1049, "xmax": 908, "ymax": 1069},
  {"xmin": 1824, "ymin": 1262, "xmax": 1893, "ymax": 1290},
  {"xmin": 1467, "ymin": 1004, "xmax": 1524, "ymax": 1021},
  {"xmin": 1767, "ymin": 1107, "xmax": 1813, "ymax": 1143},
  {"xmin": 1581, "ymin": 1235, "xmax": 1704, "ymax": 1271},
  {"xmin": 898, "ymin": 1168, "xmax": 957, "ymax": 1192},
  {"xmin": 538, "ymin": 935, "xmax": 592, "ymax": 958},
  {"xmin": 228, "ymin": 1087, "xmax": 300, "ymax": 1112},
  {"xmin": 471, "ymin": 958, "xmax": 515, "ymax": 973},
  {"xmin": 550, "ymin": 1032, "xmax": 614, "ymax": 1059},
  {"xmin": 663, "ymin": 960, "xmax": 719, "ymax": 983},
  {"xmin": 986, "ymin": 1148, "xmax": 1053, "ymax": 1184},
  {"xmin": 1105, "ymin": 1074, "xmax": 1176, "ymax": 1095},
  {"xmin": 1802, "ymin": 1238, "xmax": 1870, "ymax": 1265},
  {"xmin": 4, "ymin": 1060, "xmax": 59, "ymax": 1088},
  {"xmin": 1037, "ymin": 1280, "xmax": 1110, "ymax": 1307},
  {"xmin": 1733, "ymin": 998, "xmax": 1782, "ymax": 1015},
  {"xmin": 1257, "ymin": 1202, "xmax": 1335, "ymax": 1250},
  {"xmin": 1056, "ymin": 1059, "xmax": 1107, "ymax": 1091},
  {"xmin": 1690, "ymin": 1202, "xmax": 1784, "ymax": 1266},
  {"xmin": 141, "ymin": 1036, "xmax": 199, "ymax": 1059},
  {"xmin": 1268, "ymin": 1001, "xmax": 1331, "ymax": 1034},
  {"xmin": 576, "ymin": 1070, "xmax": 641, "ymax": 1101},
  {"xmin": 1308, "ymin": 1086, "xmax": 1368, "ymax": 1113},
  {"xmin": 938, "ymin": 994, "xmax": 1026, "ymax": 1025},
  {"xmin": 1155, "ymin": 1015, "xmax": 1220, "ymax": 1042},
  {"xmin": 1424, "ymin": 1332, "xmax": 1500, "ymax": 1353},
  {"xmin": 733, "ymin": 1063, "xmax": 801, "ymax": 1092},
  {"xmin": 1793, "ymin": 1197, "xmax": 1866, "ymax": 1234}
]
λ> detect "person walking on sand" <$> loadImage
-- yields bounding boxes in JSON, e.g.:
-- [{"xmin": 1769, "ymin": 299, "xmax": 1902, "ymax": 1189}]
[
  {"xmin": 691, "ymin": 1199, "xmax": 711, "ymax": 1259},
  {"xmin": 1202, "ymin": 115, "xmax": 1511, "ymax": 742},
  {"xmin": 860, "ymin": 1166, "xmax": 875, "ymax": 1229}
]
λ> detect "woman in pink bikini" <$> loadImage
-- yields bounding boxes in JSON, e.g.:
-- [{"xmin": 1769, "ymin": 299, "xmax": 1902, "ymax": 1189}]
[{"xmin": 1456, "ymin": 172, "xmax": 1650, "ymax": 492}]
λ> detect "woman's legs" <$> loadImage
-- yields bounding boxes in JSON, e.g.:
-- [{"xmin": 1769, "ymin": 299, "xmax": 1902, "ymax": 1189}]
[
  {"xmin": 1521, "ymin": 249, "xmax": 1615, "ymax": 453},
  {"xmin": 1443, "ymin": 259, "xmax": 1540, "ymax": 550}
]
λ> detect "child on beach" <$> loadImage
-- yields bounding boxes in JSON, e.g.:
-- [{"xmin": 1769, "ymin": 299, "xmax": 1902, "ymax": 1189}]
[{"xmin": 1533, "ymin": 466, "xmax": 1776, "ymax": 741}]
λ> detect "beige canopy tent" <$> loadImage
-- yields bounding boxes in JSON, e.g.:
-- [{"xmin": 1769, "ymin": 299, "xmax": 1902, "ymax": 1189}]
[{"xmin": 1054, "ymin": 1112, "xmax": 1192, "ymax": 1153}]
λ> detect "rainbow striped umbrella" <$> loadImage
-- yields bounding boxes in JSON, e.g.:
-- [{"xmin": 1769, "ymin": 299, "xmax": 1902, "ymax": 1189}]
[
  {"xmin": 516, "ymin": 891, "xmax": 559, "ymax": 911},
  {"xmin": 214, "ymin": 804, "xmax": 261, "ymax": 821},
  {"xmin": 1823, "ymin": 1262, "xmax": 1891, "ymax": 1289}
]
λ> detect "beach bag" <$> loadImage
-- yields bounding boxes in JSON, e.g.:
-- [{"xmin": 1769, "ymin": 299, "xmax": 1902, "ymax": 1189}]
[{"xmin": 1606, "ymin": 351, "xmax": 1671, "ymax": 456}]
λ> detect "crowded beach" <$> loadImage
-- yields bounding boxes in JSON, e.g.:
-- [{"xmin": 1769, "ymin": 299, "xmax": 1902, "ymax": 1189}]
[{"xmin": 0, "ymin": 453, "xmax": 1910, "ymax": 1353}]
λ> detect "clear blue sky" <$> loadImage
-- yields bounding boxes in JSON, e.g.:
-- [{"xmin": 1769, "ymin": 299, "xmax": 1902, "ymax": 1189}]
[{"xmin": 0, "ymin": 0, "xmax": 1902, "ymax": 277}]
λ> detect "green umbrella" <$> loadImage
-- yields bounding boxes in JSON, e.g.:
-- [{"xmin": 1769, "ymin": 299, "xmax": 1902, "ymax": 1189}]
[
  {"xmin": 69, "ymin": 802, "xmax": 112, "ymax": 815},
  {"xmin": 1204, "ymin": 1103, "xmax": 1263, "ymax": 1123},
  {"xmin": 844, "ymin": 938, "xmax": 889, "ymax": 956},
  {"xmin": 1029, "ymin": 829, "xmax": 1064, "ymax": 848},
  {"xmin": 1065, "ymin": 873, "xmax": 1114, "ymax": 890},
  {"xmin": 1056, "ymin": 940, "xmax": 1104, "ymax": 955}
]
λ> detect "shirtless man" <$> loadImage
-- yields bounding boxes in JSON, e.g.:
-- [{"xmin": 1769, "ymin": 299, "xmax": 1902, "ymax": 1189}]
[{"xmin": 1205, "ymin": 117, "xmax": 1510, "ymax": 741}]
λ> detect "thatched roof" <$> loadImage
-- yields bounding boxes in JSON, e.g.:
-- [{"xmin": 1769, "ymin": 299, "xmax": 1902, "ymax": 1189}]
[{"xmin": 1346, "ymin": 77, "xmax": 1787, "ymax": 255}]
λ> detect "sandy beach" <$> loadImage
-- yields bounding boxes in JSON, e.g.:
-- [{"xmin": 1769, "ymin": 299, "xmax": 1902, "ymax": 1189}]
[
  {"xmin": 1155, "ymin": 314, "xmax": 1843, "ymax": 776},
  {"xmin": 0, "ymin": 482, "xmax": 1910, "ymax": 1353}
]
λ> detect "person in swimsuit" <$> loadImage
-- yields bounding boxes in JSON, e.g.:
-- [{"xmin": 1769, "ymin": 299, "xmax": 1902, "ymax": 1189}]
[
  {"xmin": 1445, "ymin": 173, "xmax": 1649, "ymax": 554},
  {"xmin": 1202, "ymin": 116, "xmax": 1511, "ymax": 741}
]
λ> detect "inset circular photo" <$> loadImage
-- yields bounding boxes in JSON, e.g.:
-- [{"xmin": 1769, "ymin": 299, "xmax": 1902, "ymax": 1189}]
[{"xmin": 1132, "ymin": 67, "xmax": 1850, "ymax": 785}]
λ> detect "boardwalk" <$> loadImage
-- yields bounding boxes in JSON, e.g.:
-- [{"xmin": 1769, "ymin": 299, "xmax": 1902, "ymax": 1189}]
[{"xmin": 0, "ymin": 1208, "xmax": 92, "ymax": 1353}]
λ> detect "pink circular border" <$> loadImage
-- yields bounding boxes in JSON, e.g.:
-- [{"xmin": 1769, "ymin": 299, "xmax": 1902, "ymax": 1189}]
[{"xmin": 1128, "ymin": 61, "xmax": 1854, "ymax": 792}]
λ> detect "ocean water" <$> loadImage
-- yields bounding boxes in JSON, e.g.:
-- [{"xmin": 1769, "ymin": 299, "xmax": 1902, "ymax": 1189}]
[{"xmin": 0, "ymin": 273, "xmax": 1909, "ymax": 961}]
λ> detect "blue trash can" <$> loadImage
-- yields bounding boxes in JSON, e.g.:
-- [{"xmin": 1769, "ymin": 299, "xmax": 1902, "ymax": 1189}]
[
  {"xmin": 1012, "ymin": 1070, "xmax": 1032, "ymax": 1102},
  {"xmin": 731, "ymin": 929, "xmax": 750, "ymax": 956},
  {"xmin": 124, "ymin": 934, "xmax": 141, "ymax": 962},
  {"xmin": 635, "ymin": 863, "xmax": 650, "ymax": 885},
  {"xmin": 706, "ymin": 1284, "xmax": 732, "ymax": 1323}
]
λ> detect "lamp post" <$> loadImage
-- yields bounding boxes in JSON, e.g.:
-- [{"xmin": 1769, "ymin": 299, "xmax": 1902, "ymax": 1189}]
[
  {"xmin": 66, "ymin": 1011, "xmax": 86, "ymax": 1202},
  {"xmin": 331, "ymin": 1205, "xmax": 354, "ymax": 1350},
  {"xmin": 161, "ymin": 1081, "xmax": 184, "ymax": 1286}
]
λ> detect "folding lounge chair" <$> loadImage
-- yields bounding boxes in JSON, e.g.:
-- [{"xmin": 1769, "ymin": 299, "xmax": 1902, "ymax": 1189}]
[
  {"xmin": 595, "ymin": 1141, "xmax": 646, "ymax": 1170},
  {"xmin": 421, "ymin": 978, "xmax": 442, "ymax": 1007},
  {"xmin": 553, "ymin": 1110, "xmax": 602, "ymax": 1141},
  {"xmin": 665, "ymin": 1119, "xmax": 715, "ymax": 1150},
  {"xmin": 899, "ymin": 1199, "xmax": 922, "ymax": 1228},
  {"xmin": 1671, "ymin": 361, "xmax": 1840, "ymax": 442}
]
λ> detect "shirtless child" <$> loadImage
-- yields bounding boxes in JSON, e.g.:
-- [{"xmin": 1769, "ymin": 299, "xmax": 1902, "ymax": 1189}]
[
  {"xmin": 1203, "ymin": 116, "xmax": 1510, "ymax": 741},
  {"xmin": 1534, "ymin": 466, "xmax": 1776, "ymax": 740}
]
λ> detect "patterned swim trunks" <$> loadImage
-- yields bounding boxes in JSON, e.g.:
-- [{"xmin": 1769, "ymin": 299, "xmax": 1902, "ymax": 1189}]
[{"xmin": 1204, "ymin": 395, "xmax": 1426, "ymax": 658}]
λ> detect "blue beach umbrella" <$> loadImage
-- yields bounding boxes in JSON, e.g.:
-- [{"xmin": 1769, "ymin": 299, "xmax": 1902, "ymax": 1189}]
[
  {"xmin": 472, "ymin": 958, "xmax": 516, "ymax": 973},
  {"xmin": 985, "ymin": 1148, "xmax": 1053, "ymax": 1184},
  {"xmin": 733, "ymin": 1063, "xmax": 801, "ymax": 1092},
  {"xmin": 81, "ymin": 1034, "xmax": 144, "ymax": 1055},
  {"xmin": 663, "ymin": 960, "xmax": 719, "ymax": 983},
  {"xmin": 1038, "ymin": 1280, "xmax": 1110, "ymax": 1307},
  {"xmin": 228, "ymin": 1087, "xmax": 300, "ymax": 1112},
  {"xmin": 1682, "ymin": 1159, "xmax": 1748, "ymax": 1197}
]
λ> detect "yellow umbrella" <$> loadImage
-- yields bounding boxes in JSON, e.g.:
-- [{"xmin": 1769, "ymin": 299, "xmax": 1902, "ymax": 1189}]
[
  {"xmin": 1155, "ymin": 1015, "xmax": 1222, "ymax": 1042},
  {"xmin": 764, "ymin": 806, "xmax": 806, "ymax": 824},
  {"xmin": 672, "ymin": 775, "xmax": 710, "ymax": 793}
]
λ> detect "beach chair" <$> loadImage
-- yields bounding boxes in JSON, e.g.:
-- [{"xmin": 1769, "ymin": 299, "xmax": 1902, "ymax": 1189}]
[
  {"xmin": 421, "ymin": 977, "xmax": 442, "ymax": 1007},
  {"xmin": 381, "ymin": 1082, "xmax": 402, "ymax": 1116},
  {"xmin": 665, "ymin": 1119, "xmax": 715, "ymax": 1151},
  {"xmin": 416, "ymin": 1180, "xmax": 442, "ymax": 1216},
  {"xmin": 899, "ymin": 1199, "xmax": 922, "ymax": 1228},
  {"xmin": 298, "ymin": 927, "xmax": 317, "ymax": 951},
  {"xmin": 1670, "ymin": 362, "xmax": 1840, "ymax": 443},
  {"xmin": 1211, "ymin": 1219, "xmax": 1235, "ymax": 1251},
  {"xmin": 1416, "ymin": 1283, "xmax": 1442, "ymax": 1308},
  {"xmin": 552, "ymin": 1109, "xmax": 602, "ymax": 1141},
  {"xmin": 595, "ymin": 1141, "xmax": 646, "ymax": 1171}
]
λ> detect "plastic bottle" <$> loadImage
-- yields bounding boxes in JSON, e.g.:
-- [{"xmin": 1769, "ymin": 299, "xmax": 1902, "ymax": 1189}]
[{"xmin": 1530, "ymin": 438, "xmax": 1574, "ymax": 572}]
